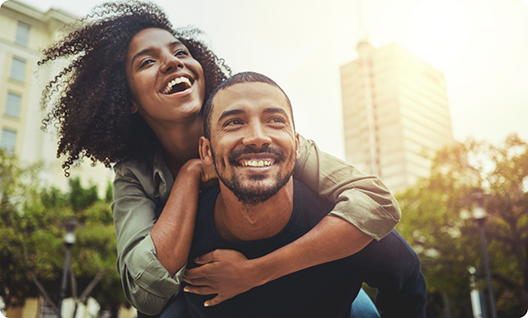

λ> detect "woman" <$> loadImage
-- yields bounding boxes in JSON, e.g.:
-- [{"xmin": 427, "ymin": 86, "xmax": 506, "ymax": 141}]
[{"xmin": 39, "ymin": 1, "xmax": 397, "ymax": 317}]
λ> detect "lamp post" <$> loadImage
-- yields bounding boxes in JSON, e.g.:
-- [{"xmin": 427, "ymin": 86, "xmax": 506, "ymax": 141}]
[
  {"xmin": 468, "ymin": 266, "xmax": 483, "ymax": 318},
  {"xmin": 58, "ymin": 218, "xmax": 77, "ymax": 318},
  {"xmin": 470, "ymin": 189, "xmax": 497, "ymax": 318}
]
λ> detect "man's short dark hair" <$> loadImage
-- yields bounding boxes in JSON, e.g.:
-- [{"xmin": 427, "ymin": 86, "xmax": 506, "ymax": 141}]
[{"xmin": 203, "ymin": 71, "xmax": 294, "ymax": 140}]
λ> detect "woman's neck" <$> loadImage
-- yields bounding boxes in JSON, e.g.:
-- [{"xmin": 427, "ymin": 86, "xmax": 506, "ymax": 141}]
[{"xmin": 155, "ymin": 115, "xmax": 204, "ymax": 177}]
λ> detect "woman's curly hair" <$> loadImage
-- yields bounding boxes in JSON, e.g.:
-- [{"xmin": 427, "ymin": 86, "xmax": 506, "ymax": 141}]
[{"xmin": 39, "ymin": 1, "xmax": 231, "ymax": 175}]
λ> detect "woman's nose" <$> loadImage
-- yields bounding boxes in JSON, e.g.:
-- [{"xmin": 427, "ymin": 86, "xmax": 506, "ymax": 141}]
[{"xmin": 161, "ymin": 54, "xmax": 183, "ymax": 73}]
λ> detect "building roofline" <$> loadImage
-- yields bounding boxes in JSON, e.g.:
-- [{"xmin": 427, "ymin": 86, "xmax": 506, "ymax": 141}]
[{"xmin": 1, "ymin": 0, "xmax": 78, "ymax": 24}]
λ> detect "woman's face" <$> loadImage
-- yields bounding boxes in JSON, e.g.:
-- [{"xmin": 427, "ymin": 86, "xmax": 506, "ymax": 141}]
[{"xmin": 125, "ymin": 28, "xmax": 205, "ymax": 127}]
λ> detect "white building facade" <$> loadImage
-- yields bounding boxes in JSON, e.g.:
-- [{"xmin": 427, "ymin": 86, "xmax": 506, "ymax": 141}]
[{"xmin": 340, "ymin": 42, "xmax": 455, "ymax": 192}]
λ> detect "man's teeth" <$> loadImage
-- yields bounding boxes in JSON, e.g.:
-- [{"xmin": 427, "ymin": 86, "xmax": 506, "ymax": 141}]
[
  {"xmin": 243, "ymin": 160, "xmax": 272, "ymax": 167},
  {"xmin": 163, "ymin": 77, "xmax": 192, "ymax": 94}
]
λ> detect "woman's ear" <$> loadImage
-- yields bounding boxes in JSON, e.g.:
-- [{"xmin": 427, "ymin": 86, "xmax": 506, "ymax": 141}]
[
  {"xmin": 130, "ymin": 100, "xmax": 139, "ymax": 114},
  {"xmin": 199, "ymin": 136, "xmax": 214, "ymax": 166}
]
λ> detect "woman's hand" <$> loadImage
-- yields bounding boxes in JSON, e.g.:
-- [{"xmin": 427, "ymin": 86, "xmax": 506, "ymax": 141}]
[
  {"xmin": 182, "ymin": 159, "xmax": 218, "ymax": 190},
  {"xmin": 182, "ymin": 249, "xmax": 262, "ymax": 307}
]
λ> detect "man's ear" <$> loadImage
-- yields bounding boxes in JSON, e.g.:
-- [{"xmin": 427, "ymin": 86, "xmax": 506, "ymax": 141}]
[
  {"xmin": 199, "ymin": 136, "xmax": 214, "ymax": 166},
  {"xmin": 130, "ymin": 100, "xmax": 139, "ymax": 114},
  {"xmin": 295, "ymin": 133, "xmax": 301, "ymax": 160}
]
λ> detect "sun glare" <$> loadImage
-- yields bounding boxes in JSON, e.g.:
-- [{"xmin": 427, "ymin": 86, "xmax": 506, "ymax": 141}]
[{"xmin": 405, "ymin": 0, "xmax": 472, "ymax": 71}]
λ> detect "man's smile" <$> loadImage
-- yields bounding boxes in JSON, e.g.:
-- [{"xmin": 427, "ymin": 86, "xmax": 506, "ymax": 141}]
[
  {"xmin": 240, "ymin": 159, "xmax": 274, "ymax": 167},
  {"xmin": 227, "ymin": 146, "xmax": 285, "ymax": 170}
]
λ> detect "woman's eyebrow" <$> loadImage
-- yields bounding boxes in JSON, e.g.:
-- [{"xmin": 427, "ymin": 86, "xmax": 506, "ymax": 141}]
[
  {"xmin": 131, "ymin": 48, "xmax": 152, "ymax": 65},
  {"xmin": 169, "ymin": 40, "xmax": 183, "ymax": 48},
  {"xmin": 131, "ymin": 41, "xmax": 184, "ymax": 65}
]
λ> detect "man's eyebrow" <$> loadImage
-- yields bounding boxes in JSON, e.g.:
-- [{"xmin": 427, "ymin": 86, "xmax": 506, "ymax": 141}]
[
  {"xmin": 131, "ymin": 40, "xmax": 183, "ymax": 65},
  {"xmin": 217, "ymin": 109, "xmax": 245, "ymax": 123},
  {"xmin": 263, "ymin": 107, "xmax": 288, "ymax": 117}
]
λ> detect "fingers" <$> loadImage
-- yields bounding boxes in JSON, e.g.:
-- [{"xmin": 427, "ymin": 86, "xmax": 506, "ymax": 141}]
[
  {"xmin": 182, "ymin": 274, "xmax": 209, "ymax": 286},
  {"xmin": 204, "ymin": 295, "xmax": 229, "ymax": 307},
  {"xmin": 183, "ymin": 267, "xmax": 201, "ymax": 280},
  {"xmin": 193, "ymin": 251, "xmax": 216, "ymax": 264},
  {"xmin": 183, "ymin": 285, "xmax": 216, "ymax": 296},
  {"xmin": 181, "ymin": 288, "xmax": 229, "ymax": 307},
  {"xmin": 182, "ymin": 286, "xmax": 230, "ymax": 307}
]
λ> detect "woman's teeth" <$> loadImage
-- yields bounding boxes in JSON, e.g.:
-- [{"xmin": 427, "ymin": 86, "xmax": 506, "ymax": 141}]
[{"xmin": 163, "ymin": 77, "xmax": 192, "ymax": 94}]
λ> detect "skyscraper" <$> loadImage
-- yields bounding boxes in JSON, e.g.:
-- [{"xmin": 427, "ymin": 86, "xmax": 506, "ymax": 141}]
[{"xmin": 340, "ymin": 41, "xmax": 454, "ymax": 192}]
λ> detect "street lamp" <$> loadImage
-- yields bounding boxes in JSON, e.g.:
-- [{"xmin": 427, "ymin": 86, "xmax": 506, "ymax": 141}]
[
  {"xmin": 468, "ymin": 266, "xmax": 483, "ymax": 318},
  {"xmin": 470, "ymin": 189, "xmax": 497, "ymax": 318},
  {"xmin": 58, "ymin": 218, "xmax": 77, "ymax": 318}
]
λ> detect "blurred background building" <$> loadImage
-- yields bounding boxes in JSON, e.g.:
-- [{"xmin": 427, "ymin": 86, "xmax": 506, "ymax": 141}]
[
  {"xmin": 340, "ymin": 41, "xmax": 455, "ymax": 193},
  {"xmin": 0, "ymin": 0, "xmax": 113, "ymax": 198}
]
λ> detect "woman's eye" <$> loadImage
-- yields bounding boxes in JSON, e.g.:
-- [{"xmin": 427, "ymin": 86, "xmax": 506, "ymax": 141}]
[
  {"xmin": 139, "ymin": 59, "xmax": 154, "ymax": 68},
  {"xmin": 175, "ymin": 49, "xmax": 189, "ymax": 56}
]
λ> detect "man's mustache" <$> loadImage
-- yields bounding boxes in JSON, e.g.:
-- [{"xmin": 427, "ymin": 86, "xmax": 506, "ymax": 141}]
[{"xmin": 227, "ymin": 145, "xmax": 286, "ymax": 166}]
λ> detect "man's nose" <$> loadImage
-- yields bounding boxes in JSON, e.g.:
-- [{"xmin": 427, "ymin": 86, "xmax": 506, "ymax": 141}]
[
  {"xmin": 161, "ymin": 53, "xmax": 183, "ymax": 73},
  {"xmin": 242, "ymin": 121, "xmax": 272, "ymax": 148}
]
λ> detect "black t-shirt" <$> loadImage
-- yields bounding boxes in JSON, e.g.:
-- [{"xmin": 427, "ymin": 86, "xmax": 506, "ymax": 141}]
[{"xmin": 184, "ymin": 180, "xmax": 426, "ymax": 318}]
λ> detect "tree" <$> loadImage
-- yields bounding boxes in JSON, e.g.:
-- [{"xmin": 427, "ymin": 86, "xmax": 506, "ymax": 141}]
[
  {"xmin": 0, "ymin": 150, "xmax": 126, "ymax": 316},
  {"xmin": 396, "ymin": 134, "xmax": 528, "ymax": 317}
]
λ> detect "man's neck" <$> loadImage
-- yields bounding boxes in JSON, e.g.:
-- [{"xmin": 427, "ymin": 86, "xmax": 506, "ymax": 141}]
[{"xmin": 214, "ymin": 179, "xmax": 295, "ymax": 242}]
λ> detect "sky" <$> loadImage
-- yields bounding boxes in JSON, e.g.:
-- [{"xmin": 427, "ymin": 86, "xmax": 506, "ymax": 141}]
[{"xmin": 6, "ymin": 0, "xmax": 528, "ymax": 159}]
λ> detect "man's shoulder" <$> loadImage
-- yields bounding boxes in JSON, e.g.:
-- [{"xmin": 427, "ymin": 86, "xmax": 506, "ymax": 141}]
[
  {"xmin": 292, "ymin": 180, "xmax": 334, "ymax": 217},
  {"xmin": 199, "ymin": 185, "xmax": 221, "ymax": 202}
]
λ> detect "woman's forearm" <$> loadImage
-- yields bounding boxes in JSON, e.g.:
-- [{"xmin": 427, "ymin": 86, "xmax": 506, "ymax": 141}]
[
  {"xmin": 182, "ymin": 214, "xmax": 373, "ymax": 307},
  {"xmin": 150, "ymin": 161, "xmax": 202, "ymax": 276},
  {"xmin": 294, "ymin": 135, "xmax": 400, "ymax": 240},
  {"xmin": 250, "ymin": 215, "xmax": 373, "ymax": 286}
]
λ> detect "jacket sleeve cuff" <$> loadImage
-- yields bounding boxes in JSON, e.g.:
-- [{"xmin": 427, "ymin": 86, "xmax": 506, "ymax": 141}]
[
  {"xmin": 127, "ymin": 234, "xmax": 185, "ymax": 297},
  {"xmin": 329, "ymin": 195, "xmax": 399, "ymax": 241}
]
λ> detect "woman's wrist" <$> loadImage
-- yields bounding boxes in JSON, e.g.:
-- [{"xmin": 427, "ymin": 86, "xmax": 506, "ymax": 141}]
[
  {"xmin": 247, "ymin": 252, "xmax": 289, "ymax": 288},
  {"xmin": 180, "ymin": 159, "xmax": 204, "ymax": 177}
]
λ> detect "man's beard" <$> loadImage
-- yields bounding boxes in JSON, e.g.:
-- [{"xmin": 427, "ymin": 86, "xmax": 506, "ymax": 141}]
[{"xmin": 211, "ymin": 144, "xmax": 295, "ymax": 206}]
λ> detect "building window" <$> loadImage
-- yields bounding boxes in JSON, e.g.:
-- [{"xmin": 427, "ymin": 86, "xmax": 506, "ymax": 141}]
[
  {"xmin": 5, "ymin": 93, "xmax": 21, "ymax": 117},
  {"xmin": 15, "ymin": 21, "xmax": 30, "ymax": 46},
  {"xmin": 10, "ymin": 58, "xmax": 26, "ymax": 82},
  {"xmin": 0, "ymin": 129, "xmax": 16, "ymax": 154}
]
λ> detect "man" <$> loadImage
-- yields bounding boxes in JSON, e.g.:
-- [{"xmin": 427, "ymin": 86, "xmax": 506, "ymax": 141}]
[{"xmin": 183, "ymin": 72, "xmax": 426, "ymax": 318}]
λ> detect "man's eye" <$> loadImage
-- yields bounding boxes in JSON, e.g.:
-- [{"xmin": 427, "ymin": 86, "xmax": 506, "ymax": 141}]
[
  {"xmin": 225, "ymin": 119, "xmax": 243, "ymax": 126},
  {"xmin": 269, "ymin": 117, "xmax": 286, "ymax": 124}
]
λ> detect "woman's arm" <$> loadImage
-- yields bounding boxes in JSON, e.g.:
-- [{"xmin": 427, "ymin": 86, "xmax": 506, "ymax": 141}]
[
  {"xmin": 112, "ymin": 158, "xmax": 211, "ymax": 315},
  {"xmin": 183, "ymin": 135, "xmax": 400, "ymax": 306},
  {"xmin": 294, "ymin": 135, "xmax": 400, "ymax": 239}
]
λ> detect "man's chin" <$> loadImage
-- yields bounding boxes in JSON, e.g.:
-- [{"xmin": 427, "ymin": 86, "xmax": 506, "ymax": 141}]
[
  {"xmin": 248, "ymin": 174, "xmax": 267, "ymax": 181},
  {"xmin": 227, "ymin": 180, "xmax": 285, "ymax": 206},
  {"xmin": 233, "ymin": 187, "xmax": 279, "ymax": 206}
]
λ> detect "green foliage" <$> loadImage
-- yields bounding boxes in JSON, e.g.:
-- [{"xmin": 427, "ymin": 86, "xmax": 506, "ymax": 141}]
[
  {"xmin": 396, "ymin": 134, "xmax": 528, "ymax": 317},
  {"xmin": 0, "ymin": 150, "xmax": 125, "ymax": 310}
]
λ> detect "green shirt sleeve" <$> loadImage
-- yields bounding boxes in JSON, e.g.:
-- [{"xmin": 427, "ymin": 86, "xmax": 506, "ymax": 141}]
[
  {"xmin": 111, "ymin": 160, "xmax": 184, "ymax": 315},
  {"xmin": 293, "ymin": 135, "xmax": 400, "ymax": 240}
]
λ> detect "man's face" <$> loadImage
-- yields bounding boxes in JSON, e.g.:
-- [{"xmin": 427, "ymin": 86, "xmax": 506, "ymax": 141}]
[{"xmin": 200, "ymin": 82, "xmax": 300, "ymax": 205}]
